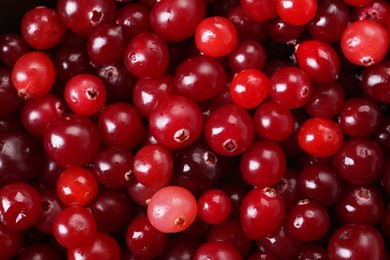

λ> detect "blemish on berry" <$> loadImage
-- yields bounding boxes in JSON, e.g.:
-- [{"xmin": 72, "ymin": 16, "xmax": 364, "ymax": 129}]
[
  {"xmin": 174, "ymin": 129, "xmax": 190, "ymax": 143},
  {"xmin": 223, "ymin": 139, "xmax": 237, "ymax": 153}
]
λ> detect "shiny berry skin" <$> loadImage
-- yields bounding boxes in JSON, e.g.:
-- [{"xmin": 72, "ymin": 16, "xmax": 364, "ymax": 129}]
[
  {"xmin": 16, "ymin": 244, "xmax": 61, "ymax": 260},
  {"xmin": 194, "ymin": 241, "xmax": 242, "ymax": 260},
  {"xmin": 127, "ymin": 178, "xmax": 160, "ymax": 206},
  {"xmin": 240, "ymin": 0, "xmax": 277, "ymax": 23},
  {"xmin": 361, "ymin": 60, "xmax": 390, "ymax": 103},
  {"xmin": 240, "ymin": 140, "xmax": 286, "ymax": 188},
  {"xmin": 228, "ymin": 40, "xmax": 267, "ymax": 73},
  {"xmin": 286, "ymin": 200, "xmax": 330, "ymax": 242},
  {"xmin": 147, "ymin": 186, "xmax": 198, "ymax": 233},
  {"xmin": 11, "ymin": 51, "xmax": 56, "ymax": 99},
  {"xmin": 276, "ymin": 0, "xmax": 317, "ymax": 26},
  {"xmin": 268, "ymin": 16, "xmax": 306, "ymax": 43},
  {"xmin": 52, "ymin": 206, "xmax": 97, "ymax": 249},
  {"xmin": 57, "ymin": 0, "xmax": 117, "ymax": 36},
  {"xmin": 56, "ymin": 167, "xmax": 99, "ymax": 207},
  {"xmin": 115, "ymin": 3, "xmax": 151, "ymax": 39},
  {"xmin": 124, "ymin": 32, "xmax": 169, "ymax": 78},
  {"xmin": 0, "ymin": 33, "xmax": 30, "ymax": 67},
  {"xmin": 341, "ymin": 20, "xmax": 389, "ymax": 66},
  {"xmin": 197, "ymin": 189, "xmax": 232, "ymax": 225},
  {"xmin": 21, "ymin": 94, "xmax": 66, "ymax": 137},
  {"xmin": 0, "ymin": 182, "xmax": 41, "ymax": 231},
  {"xmin": 148, "ymin": 95, "xmax": 203, "ymax": 149},
  {"xmin": 133, "ymin": 144, "xmax": 173, "ymax": 188},
  {"xmin": 150, "ymin": 0, "xmax": 206, "ymax": 42},
  {"xmin": 43, "ymin": 114, "xmax": 101, "ymax": 168},
  {"xmin": 298, "ymin": 117, "xmax": 344, "ymax": 158},
  {"xmin": 352, "ymin": 0, "xmax": 390, "ymax": 25},
  {"xmin": 174, "ymin": 55, "xmax": 226, "ymax": 102},
  {"xmin": 68, "ymin": 232, "xmax": 121, "ymax": 260},
  {"xmin": 64, "ymin": 74, "xmax": 107, "ymax": 116},
  {"xmin": 21, "ymin": 6, "xmax": 65, "ymax": 50},
  {"xmin": 0, "ymin": 67, "xmax": 23, "ymax": 117},
  {"xmin": 195, "ymin": 16, "xmax": 238, "ymax": 57},
  {"xmin": 240, "ymin": 187, "xmax": 285, "ymax": 240},
  {"xmin": 229, "ymin": 69, "xmax": 269, "ymax": 109},
  {"xmin": 269, "ymin": 66, "xmax": 311, "ymax": 109},
  {"xmin": 0, "ymin": 223, "xmax": 23, "ymax": 259},
  {"xmin": 328, "ymin": 224, "xmax": 385, "ymax": 260},
  {"xmin": 333, "ymin": 138, "xmax": 384, "ymax": 185},
  {"xmin": 295, "ymin": 40, "xmax": 340, "ymax": 84},
  {"xmin": 98, "ymin": 102, "xmax": 145, "ymax": 149},
  {"xmin": 253, "ymin": 101, "xmax": 294, "ymax": 141},
  {"xmin": 205, "ymin": 104, "xmax": 254, "ymax": 156}
]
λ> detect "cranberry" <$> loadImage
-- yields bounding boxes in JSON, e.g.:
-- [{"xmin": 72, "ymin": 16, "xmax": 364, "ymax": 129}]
[
  {"xmin": 0, "ymin": 33, "xmax": 30, "ymax": 67},
  {"xmin": 240, "ymin": 0, "xmax": 277, "ymax": 23},
  {"xmin": 194, "ymin": 241, "xmax": 242, "ymax": 260},
  {"xmin": 115, "ymin": 3, "xmax": 151, "ymax": 39},
  {"xmin": 0, "ymin": 67, "xmax": 23, "ymax": 117},
  {"xmin": 276, "ymin": 0, "xmax": 317, "ymax": 26},
  {"xmin": 0, "ymin": 224, "xmax": 23, "ymax": 259}
]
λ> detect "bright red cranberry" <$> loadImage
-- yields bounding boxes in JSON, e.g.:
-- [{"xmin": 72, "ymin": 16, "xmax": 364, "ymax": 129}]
[
  {"xmin": 240, "ymin": 187, "xmax": 285, "ymax": 240},
  {"xmin": 0, "ymin": 67, "xmax": 23, "ymax": 116},
  {"xmin": 205, "ymin": 104, "xmax": 254, "ymax": 156},
  {"xmin": 21, "ymin": 94, "xmax": 66, "ymax": 137},
  {"xmin": 341, "ymin": 20, "xmax": 389, "ymax": 66},
  {"xmin": 150, "ymin": 0, "xmax": 206, "ymax": 42},
  {"xmin": 197, "ymin": 189, "xmax": 232, "ymax": 225},
  {"xmin": 57, "ymin": 0, "xmax": 117, "ymax": 36},
  {"xmin": 229, "ymin": 69, "xmax": 269, "ymax": 109},
  {"xmin": 11, "ymin": 51, "xmax": 56, "ymax": 99},
  {"xmin": 21, "ymin": 6, "xmax": 65, "ymax": 49},
  {"xmin": 276, "ymin": 0, "xmax": 317, "ymax": 25},
  {"xmin": 328, "ymin": 224, "xmax": 385, "ymax": 260},
  {"xmin": 147, "ymin": 186, "xmax": 198, "ymax": 233},
  {"xmin": 0, "ymin": 33, "xmax": 30, "ymax": 67},
  {"xmin": 298, "ymin": 117, "xmax": 344, "ymax": 158},
  {"xmin": 295, "ymin": 40, "xmax": 340, "ymax": 84},
  {"xmin": 0, "ymin": 182, "xmax": 41, "ymax": 231},
  {"xmin": 194, "ymin": 241, "xmax": 242, "ymax": 260},
  {"xmin": 333, "ymin": 138, "xmax": 384, "ymax": 185},
  {"xmin": 228, "ymin": 40, "xmax": 267, "ymax": 73},
  {"xmin": 124, "ymin": 32, "xmax": 169, "ymax": 78},
  {"xmin": 56, "ymin": 167, "xmax": 98, "ymax": 207},
  {"xmin": 174, "ymin": 55, "xmax": 225, "ymax": 102},
  {"xmin": 43, "ymin": 113, "xmax": 101, "ymax": 168},
  {"xmin": 149, "ymin": 95, "xmax": 203, "ymax": 149},
  {"xmin": 0, "ymin": 223, "xmax": 23, "ymax": 260},
  {"xmin": 269, "ymin": 66, "xmax": 311, "ymax": 109},
  {"xmin": 240, "ymin": 0, "xmax": 277, "ymax": 22},
  {"xmin": 98, "ymin": 102, "xmax": 145, "ymax": 149},
  {"xmin": 115, "ymin": 3, "xmax": 151, "ymax": 39},
  {"xmin": 361, "ymin": 60, "xmax": 390, "ymax": 103},
  {"xmin": 68, "ymin": 232, "xmax": 121, "ymax": 260},
  {"xmin": 195, "ymin": 16, "xmax": 238, "ymax": 57},
  {"xmin": 52, "ymin": 206, "xmax": 97, "ymax": 249}
]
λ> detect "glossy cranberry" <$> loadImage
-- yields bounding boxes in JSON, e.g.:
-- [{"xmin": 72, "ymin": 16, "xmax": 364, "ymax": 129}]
[
  {"xmin": 0, "ymin": 223, "xmax": 23, "ymax": 259},
  {"xmin": 194, "ymin": 241, "xmax": 242, "ymax": 260},
  {"xmin": 21, "ymin": 6, "xmax": 65, "ymax": 50},
  {"xmin": 230, "ymin": 69, "xmax": 269, "ymax": 109},
  {"xmin": 98, "ymin": 102, "xmax": 145, "ymax": 149},
  {"xmin": 228, "ymin": 40, "xmax": 266, "ymax": 73},
  {"xmin": 124, "ymin": 32, "xmax": 169, "ymax": 78},
  {"xmin": 333, "ymin": 138, "xmax": 384, "ymax": 185},
  {"xmin": 18, "ymin": 244, "xmax": 61, "ymax": 260},
  {"xmin": 0, "ymin": 66, "xmax": 23, "ymax": 116},
  {"xmin": 268, "ymin": 17, "xmax": 306, "ymax": 43},
  {"xmin": 21, "ymin": 94, "xmax": 66, "ymax": 137},
  {"xmin": 352, "ymin": 0, "xmax": 390, "ymax": 25},
  {"xmin": 43, "ymin": 113, "xmax": 101, "ymax": 168},
  {"xmin": 52, "ymin": 206, "xmax": 97, "ymax": 249},
  {"xmin": 174, "ymin": 55, "xmax": 225, "ymax": 102},
  {"xmin": 339, "ymin": 97, "xmax": 382, "ymax": 138},
  {"xmin": 205, "ymin": 104, "xmax": 254, "ymax": 156},
  {"xmin": 303, "ymin": 81, "xmax": 345, "ymax": 119},
  {"xmin": 149, "ymin": 95, "xmax": 203, "ymax": 149},
  {"xmin": 195, "ymin": 16, "xmax": 238, "ymax": 57},
  {"xmin": 68, "ymin": 232, "xmax": 121, "ymax": 260},
  {"xmin": 334, "ymin": 184, "xmax": 384, "ymax": 226},
  {"xmin": 286, "ymin": 200, "xmax": 330, "ymax": 242},
  {"xmin": 298, "ymin": 117, "xmax": 344, "ymax": 158},
  {"xmin": 296, "ymin": 40, "xmax": 340, "ymax": 84},
  {"xmin": 328, "ymin": 224, "xmax": 385, "ymax": 260},
  {"xmin": 150, "ymin": 0, "xmax": 206, "ymax": 42},
  {"xmin": 269, "ymin": 66, "xmax": 311, "ymax": 109},
  {"xmin": 341, "ymin": 20, "xmax": 389, "ymax": 66},
  {"xmin": 160, "ymin": 234, "xmax": 202, "ymax": 260},
  {"xmin": 254, "ymin": 101, "xmax": 294, "ymax": 141},
  {"xmin": 0, "ymin": 33, "xmax": 30, "ymax": 67},
  {"xmin": 276, "ymin": 0, "xmax": 317, "ymax": 26},
  {"xmin": 298, "ymin": 164, "xmax": 343, "ymax": 206},
  {"xmin": 240, "ymin": 187, "xmax": 285, "ymax": 239},
  {"xmin": 11, "ymin": 51, "xmax": 56, "ymax": 99},
  {"xmin": 132, "ymin": 73, "xmax": 174, "ymax": 118},
  {"xmin": 308, "ymin": 0, "xmax": 350, "ymax": 43},
  {"xmin": 57, "ymin": 0, "xmax": 117, "ymax": 36},
  {"xmin": 361, "ymin": 60, "xmax": 390, "ymax": 103},
  {"xmin": 274, "ymin": 168, "xmax": 305, "ymax": 211},
  {"xmin": 0, "ymin": 183, "xmax": 41, "ymax": 231},
  {"xmin": 115, "ymin": 3, "xmax": 151, "ymax": 39},
  {"xmin": 197, "ymin": 189, "xmax": 231, "ymax": 225},
  {"xmin": 240, "ymin": 0, "xmax": 277, "ymax": 22},
  {"xmin": 0, "ymin": 131, "xmax": 41, "ymax": 186},
  {"xmin": 297, "ymin": 244, "xmax": 329, "ymax": 260},
  {"xmin": 127, "ymin": 178, "xmax": 160, "ymax": 206}
]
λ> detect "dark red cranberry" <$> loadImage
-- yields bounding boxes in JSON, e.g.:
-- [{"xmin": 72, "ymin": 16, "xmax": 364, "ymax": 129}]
[
  {"xmin": 0, "ymin": 66, "xmax": 23, "ymax": 116},
  {"xmin": 115, "ymin": 3, "xmax": 151, "ymax": 39},
  {"xmin": 0, "ymin": 33, "xmax": 30, "ymax": 67}
]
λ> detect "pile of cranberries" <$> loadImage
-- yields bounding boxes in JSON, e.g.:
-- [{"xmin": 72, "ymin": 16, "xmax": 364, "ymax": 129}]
[{"xmin": 0, "ymin": 0, "xmax": 390, "ymax": 259}]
